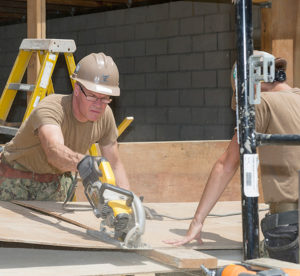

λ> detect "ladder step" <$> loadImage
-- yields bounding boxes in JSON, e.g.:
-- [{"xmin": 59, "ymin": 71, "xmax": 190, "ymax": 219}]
[
  {"xmin": 0, "ymin": 126, "xmax": 18, "ymax": 136},
  {"xmin": 20, "ymin": 39, "xmax": 76, "ymax": 53},
  {"xmin": 8, "ymin": 83, "xmax": 35, "ymax": 92}
]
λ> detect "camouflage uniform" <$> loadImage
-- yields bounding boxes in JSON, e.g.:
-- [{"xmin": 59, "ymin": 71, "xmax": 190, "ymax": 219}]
[{"xmin": 0, "ymin": 159, "xmax": 74, "ymax": 201}]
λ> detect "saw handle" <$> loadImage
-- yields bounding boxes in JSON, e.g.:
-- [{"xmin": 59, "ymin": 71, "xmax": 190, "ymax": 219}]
[{"xmin": 99, "ymin": 183, "xmax": 134, "ymax": 207}]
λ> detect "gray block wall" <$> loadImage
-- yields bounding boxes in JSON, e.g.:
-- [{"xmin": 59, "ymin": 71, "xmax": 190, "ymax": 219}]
[{"xmin": 0, "ymin": 1, "xmax": 261, "ymax": 142}]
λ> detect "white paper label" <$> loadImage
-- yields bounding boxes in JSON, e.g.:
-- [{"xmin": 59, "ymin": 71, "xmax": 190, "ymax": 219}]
[
  {"xmin": 49, "ymin": 53, "xmax": 56, "ymax": 61},
  {"xmin": 40, "ymin": 61, "xmax": 53, "ymax": 89},
  {"xmin": 33, "ymin": 96, "xmax": 40, "ymax": 108},
  {"xmin": 243, "ymin": 154, "xmax": 259, "ymax": 197}
]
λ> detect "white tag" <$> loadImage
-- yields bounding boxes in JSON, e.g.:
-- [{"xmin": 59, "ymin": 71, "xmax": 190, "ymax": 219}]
[
  {"xmin": 33, "ymin": 96, "xmax": 40, "ymax": 107},
  {"xmin": 40, "ymin": 61, "xmax": 53, "ymax": 89},
  {"xmin": 49, "ymin": 53, "xmax": 56, "ymax": 61},
  {"xmin": 243, "ymin": 154, "xmax": 259, "ymax": 197}
]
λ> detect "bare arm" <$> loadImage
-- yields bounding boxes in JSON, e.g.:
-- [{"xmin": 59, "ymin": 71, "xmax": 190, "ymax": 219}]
[
  {"xmin": 100, "ymin": 141, "xmax": 130, "ymax": 190},
  {"xmin": 164, "ymin": 132, "xmax": 240, "ymax": 246},
  {"xmin": 38, "ymin": 124, "xmax": 85, "ymax": 173}
]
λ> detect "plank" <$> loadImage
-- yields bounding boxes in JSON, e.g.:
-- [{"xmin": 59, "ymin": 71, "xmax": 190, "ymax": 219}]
[
  {"xmin": 138, "ymin": 248, "xmax": 217, "ymax": 269},
  {"xmin": 245, "ymin": 257, "xmax": 300, "ymax": 270},
  {"xmin": 76, "ymin": 141, "xmax": 265, "ymax": 203},
  {"xmin": 0, "ymin": 201, "xmax": 116, "ymax": 249},
  {"xmin": 0, "ymin": 248, "xmax": 175, "ymax": 276},
  {"xmin": 6, "ymin": 201, "xmax": 268, "ymax": 250}
]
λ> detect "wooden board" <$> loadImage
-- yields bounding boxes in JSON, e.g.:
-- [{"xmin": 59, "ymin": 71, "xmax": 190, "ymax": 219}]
[
  {"xmin": 0, "ymin": 201, "xmax": 115, "ymax": 249},
  {"xmin": 139, "ymin": 248, "xmax": 217, "ymax": 269},
  {"xmin": 2, "ymin": 201, "xmax": 268, "ymax": 251},
  {"xmin": 0, "ymin": 248, "xmax": 175, "ymax": 276},
  {"xmin": 76, "ymin": 141, "xmax": 264, "ymax": 203}
]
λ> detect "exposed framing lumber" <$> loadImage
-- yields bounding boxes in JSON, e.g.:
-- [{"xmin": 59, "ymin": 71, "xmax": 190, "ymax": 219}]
[{"xmin": 27, "ymin": 0, "xmax": 46, "ymax": 101}]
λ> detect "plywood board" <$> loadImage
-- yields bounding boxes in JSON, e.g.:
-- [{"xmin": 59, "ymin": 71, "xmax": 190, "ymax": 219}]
[
  {"xmin": 0, "ymin": 201, "xmax": 115, "ymax": 249},
  {"xmin": 76, "ymin": 141, "xmax": 265, "ymax": 203},
  {"xmin": 7, "ymin": 201, "xmax": 268, "ymax": 250},
  {"xmin": 139, "ymin": 248, "xmax": 217, "ymax": 269},
  {"xmin": 0, "ymin": 248, "xmax": 175, "ymax": 276}
]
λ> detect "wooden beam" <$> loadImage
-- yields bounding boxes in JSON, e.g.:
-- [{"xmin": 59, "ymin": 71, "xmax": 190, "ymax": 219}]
[{"xmin": 27, "ymin": 0, "xmax": 46, "ymax": 102}]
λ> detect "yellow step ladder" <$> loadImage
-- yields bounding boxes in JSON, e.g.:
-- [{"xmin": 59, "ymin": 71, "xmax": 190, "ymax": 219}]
[
  {"xmin": 0, "ymin": 38, "xmax": 77, "ymax": 136},
  {"xmin": 0, "ymin": 38, "xmax": 134, "ymax": 155}
]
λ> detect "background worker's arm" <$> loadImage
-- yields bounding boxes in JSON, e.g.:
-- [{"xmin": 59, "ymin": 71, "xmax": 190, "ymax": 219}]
[
  {"xmin": 164, "ymin": 132, "xmax": 240, "ymax": 246},
  {"xmin": 39, "ymin": 124, "xmax": 85, "ymax": 172},
  {"xmin": 100, "ymin": 141, "xmax": 130, "ymax": 190}
]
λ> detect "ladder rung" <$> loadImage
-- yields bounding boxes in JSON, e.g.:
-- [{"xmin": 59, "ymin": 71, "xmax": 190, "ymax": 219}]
[
  {"xmin": 20, "ymin": 39, "xmax": 76, "ymax": 53},
  {"xmin": 8, "ymin": 83, "xmax": 35, "ymax": 92},
  {"xmin": 0, "ymin": 126, "xmax": 18, "ymax": 136}
]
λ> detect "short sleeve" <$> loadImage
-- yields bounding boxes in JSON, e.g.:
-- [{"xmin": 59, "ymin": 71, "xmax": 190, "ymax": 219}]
[{"xmin": 255, "ymin": 96, "xmax": 271, "ymax": 133}]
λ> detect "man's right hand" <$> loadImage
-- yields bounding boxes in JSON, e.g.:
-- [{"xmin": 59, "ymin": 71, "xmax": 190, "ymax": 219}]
[
  {"xmin": 162, "ymin": 219, "xmax": 204, "ymax": 246},
  {"xmin": 77, "ymin": 155, "xmax": 102, "ymax": 188}
]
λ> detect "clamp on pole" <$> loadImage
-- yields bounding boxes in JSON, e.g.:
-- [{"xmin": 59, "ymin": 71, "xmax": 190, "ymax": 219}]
[{"xmin": 249, "ymin": 52, "xmax": 275, "ymax": 104}]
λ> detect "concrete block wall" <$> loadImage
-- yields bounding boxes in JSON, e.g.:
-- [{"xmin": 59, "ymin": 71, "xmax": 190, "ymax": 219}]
[{"xmin": 0, "ymin": 1, "xmax": 261, "ymax": 142}]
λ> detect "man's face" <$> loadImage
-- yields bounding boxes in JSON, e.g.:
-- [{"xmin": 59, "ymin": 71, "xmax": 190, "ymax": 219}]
[{"xmin": 76, "ymin": 83, "xmax": 112, "ymax": 122}]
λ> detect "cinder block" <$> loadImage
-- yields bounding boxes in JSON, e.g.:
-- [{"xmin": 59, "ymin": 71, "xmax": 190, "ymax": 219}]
[
  {"xmin": 116, "ymin": 57, "xmax": 134, "ymax": 74},
  {"xmin": 204, "ymin": 125, "xmax": 234, "ymax": 140},
  {"xmin": 105, "ymin": 9, "xmax": 125, "ymax": 26},
  {"xmin": 147, "ymin": 3, "xmax": 169, "ymax": 22},
  {"xmin": 157, "ymin": 55, "xmax": 179, "ymax": 72},
  {"xmin": 192, "ymin": 71, "xmax": 217, "ymax": 88},
  {"xmin": 124, "ymin": 41, "xmax": 146, "ymax": 57},
  {"xmin": 156, "ymin": 20, "xmax": 179, "ymax": 38},
  {"xmin": 135, "ymin": 56, "xmax": 156, "ymax": 73},
  {"xmin": 218, "ymin": 69, "xmax": 231, "ymax": 88},
  {"xmin": 170, "ymin": 1, "xmax": 193, "ymax": 18},
  {"xmin": 180, "ymin": 53, "xmax": 204, "ymax": 71},
  {"xmin": 218, "ymin": 108, "xmax": 235, "ymax": 125},
  {"xmin": 125, "ymin": 107, "xmax": 146, "ymax": 123},
  {"xmin": 124, "ymin": 74, "xmax": 145, "ymax": 89},
  {"xmin": 192, "ymin": 107, "xmax": 219, "ymax": 124},
  {"xmin": 193, "ymin": 34, "xmax": 217, "ymax": 52},
  {"xmin": 131, "ymin": 124, "xmax": 156, "ymax": 141},
  {"xmin": 95, "ymin": 27, "xmax": 116, "ymax": 43},
  {"xmin": 218, "ymin": 3, "xmax": 233, "ymax": 13},
  {"xmin": 136, "ymin": 91, "xmax": 156, "ymax": 106},
  {"xmin": 180, "ymin": 17, "xmax": 204, "ymax": 35},
  {"xmin": 194, "ymin": 2, "xmax": 218, "ymax": 15},
  {"xmin": 146, "ymin": 107, "xmax": 168, "ymax": 123},
  {"xmin": 204, "ymin": 88, "xmax": 231, "ymax": 107},
  {"xmin": 168, "ymin": 107, "xmax": 192, "ymax": 123},
  {"xmin": 156, "ymin": 125, "xmax": 180, "ymax": 141},
  {"xmin": 105, "ymin": 43, "xmax": 124, "ymax": 58},
  {"xmin": 157, "ymin": 90, "xmax": 180, "ymax": 106},
  {"xmin": 205, "ymin": 14, "xmax": 230, "ymax": 33},
  {"xmin": 115, "ymin": 25, "xmax": 135, "ymax": 42},
  {"xmin": 146, "ymin": 73, "xmax": 168, "ymax": 89},
  {"xmin": 117, "ymin": 90, "xmax": 135, "ymax": 106},
  {"xmin": 146, "ymin": 39, "xmax": 168, "ymax": 55},
  {"xmin": 124, "ymin": 6, "xmax": 147, "ymax": 24},
  {"xmin": 168, "ymin": 36, "xmax": 192, "ymax": 54},
  {"xmin": 205, "ymin": 51, "xmax": 230, "ymax": 69},
  {"xmin": 179, "ymin": 89, "xmax": 204, "ymax": 106},
  {"xmin": 136, "ymin": 23, "xmax": 157, "ymax": 40},
  {"xmin": 218, "ymin": 32, "xmax": 236, "ymax": 50},
  {"xmin": 180, "ymin": 125, "xmax": 205, "ymax": 140},
  {"xmin": 168, "ymin": 72, "xmax": 191, "ymax": 89}
]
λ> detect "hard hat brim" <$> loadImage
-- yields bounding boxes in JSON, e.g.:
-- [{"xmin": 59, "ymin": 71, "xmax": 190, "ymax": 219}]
[{"xmin": 71, "ymin": 76, "xmax": 120, "ymax": 96}]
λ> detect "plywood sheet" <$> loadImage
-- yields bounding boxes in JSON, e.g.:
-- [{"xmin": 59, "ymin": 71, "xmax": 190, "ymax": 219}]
[
  {"xmin": 76, "ymin": 141, "xmax": 264, "ymax": 203},
  {"xmin": 0, "ymin": 201, "xmax": 115, "ymax": 249},
  {"xmin": 6, "ymin": 201, "xmax": 268, "ymax": 250},
  {"xmin": 0, "ymin": 248, "xmax": 175, "ymax": 276}
]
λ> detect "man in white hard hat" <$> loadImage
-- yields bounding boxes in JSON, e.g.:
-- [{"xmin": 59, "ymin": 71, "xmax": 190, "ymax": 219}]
[
  {"xmin": 0, "ymin": 53, "xmax": 130, "ymax": 201},
  {"xmin": 164, "ymin": 52, "xmax": 300, "ymax": 263}
]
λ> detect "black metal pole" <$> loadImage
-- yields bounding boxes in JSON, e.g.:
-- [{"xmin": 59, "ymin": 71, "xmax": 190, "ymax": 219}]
[
  {"xmin": 256, "ymin": 133, "xmax": 300, "ymax": 146},
  {"xmin": 235, "ymin": 0, "xmax": 260, "ymax": 260}
]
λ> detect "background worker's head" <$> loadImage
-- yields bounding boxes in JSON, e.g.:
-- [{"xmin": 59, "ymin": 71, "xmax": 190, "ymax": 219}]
[
  {"xmin": 71, "ymin": 53, "xmax": 120, "ymax": 122},
  {"xmin": 231, "ymin": 51, "xmax": 288, "ymax": 110}
]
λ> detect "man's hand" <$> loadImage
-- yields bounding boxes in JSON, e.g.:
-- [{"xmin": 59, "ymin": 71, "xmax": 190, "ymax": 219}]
[
  {"xmin": 77, "ymin": 155, "xmax": 102, "ymax": 188},
  {"xmin": 163, "ymin": 219, "xmax": 204, "ymax": 246}
]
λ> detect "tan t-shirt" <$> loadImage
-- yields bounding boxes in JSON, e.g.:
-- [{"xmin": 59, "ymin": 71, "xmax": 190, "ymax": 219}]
[
  {"xmin": 3, "ymin": 94, "xmax": 118, "ymax": 174},
  {"xmin": 256, "ymin": 88, "xmax": 300, "ymax": 203}
]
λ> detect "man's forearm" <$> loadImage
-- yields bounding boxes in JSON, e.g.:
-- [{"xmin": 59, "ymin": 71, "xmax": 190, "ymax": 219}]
[{"xmin": 46, "ymin": 144, "xmax": 84, "ymax": 172}]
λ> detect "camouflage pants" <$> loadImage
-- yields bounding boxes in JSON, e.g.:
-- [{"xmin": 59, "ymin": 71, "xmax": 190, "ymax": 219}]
[{"xmin": 0, "ymin": 173, "xmax": 74, "ymax": 201}]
